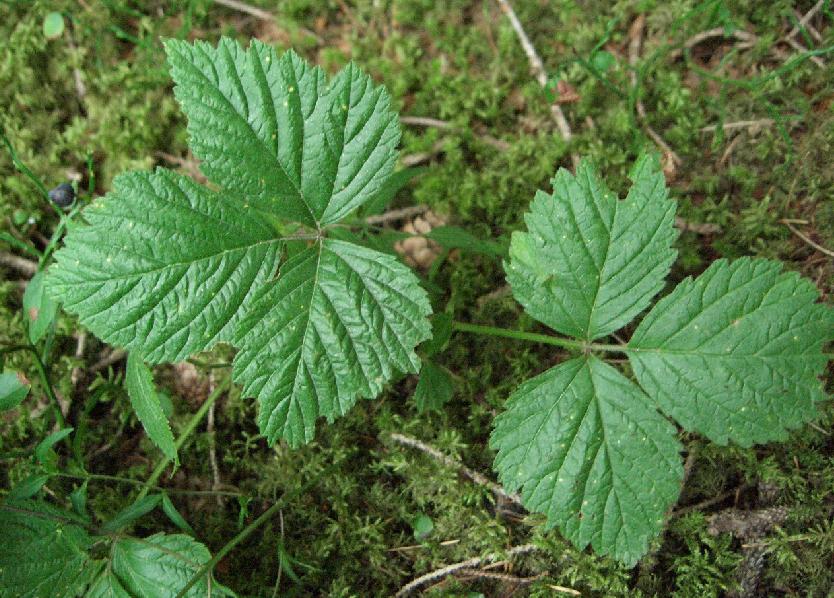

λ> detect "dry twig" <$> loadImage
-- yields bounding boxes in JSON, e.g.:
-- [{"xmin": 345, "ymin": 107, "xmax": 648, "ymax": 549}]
[
  {"xmin": 629, "ymin": 15, "xmax": 682, "ymax": 167},
  {"xmin": 494, "ymin": 0, "xmax": 577, "ymax": 168},
  {"xmin": 364, "ymin": 205, "xmax": 429, "ymax": 226},
  {"xmin": 781, "ymin": 220, "xmax": 834, "ymax": 258},
  {"xmin": 0, "ymin": 251, "xmax": 37, "ymax": 277},
  {"xmin": 389, "ymin": 433, "xmax": 522, "ymax": 508},
  {"xmin": 394, "ymin": 543, "xmax": 539, "ymax": 597}
]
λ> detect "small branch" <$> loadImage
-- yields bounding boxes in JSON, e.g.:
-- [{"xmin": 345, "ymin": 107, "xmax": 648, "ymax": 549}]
[
  {"xmin": 389, "ymin": 433, "xmax": 523, "ymax": 508},
  {"xmin": 211, "ymin": 0, "xmax": 324, "ymax": 43},
  {"xmin": 674, "ymin": 216, "xmax": 721, "ymax": 235},
  {"xmin": 781, "ymin": 220, "xmax": 834, "ymax": 258},
  {"xmin": 494, "ymin": 0, "xmax": 577, "ymax": 167},
  {"xmin": 394, "ymin": 543, "xmax": 539, "ymax": 597},
  {"xmin": 364, "ymin": 205, "xmax": 429, "ymax": 225},
  {"xmin": 400, "ymin": 116, "xmax": 453, "ymax": 129},
  {"xmin": 629, "ymin": 15, "xmax": 682, "ymax": 166},
  {"xmin": 207, "ymin": 374, "xmax": 222, "ymax": 507},
  {"xmin": 671, "ymin": 27, "xmax": 758, "ymax": 59},
  {"xmin": 90, "ymin": 348, "xmax": 127, "ymax": 374},
  {"xmin": 782, "ymin": 36, "xmax": 826, "ymax": 68},
  {"xmin": 786, "ymin": 0, "xmax": 824, "ymax": 39},
  {"xmin": 0, "ymin": 251, "xmax": 38, "ymax": 277},
  {"xmin": 700, "ymin": 119, "xmax": 775, "ymax": 133}
]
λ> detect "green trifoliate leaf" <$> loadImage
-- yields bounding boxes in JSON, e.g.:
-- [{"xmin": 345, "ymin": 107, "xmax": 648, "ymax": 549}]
[
  {"xmin": 47, "ymin": 168, "xmax": 281, "ymax": 364},
  {"xmin": 0, "ymin": 501, "xmax": 95, "ymax": 596},
  {"xmin": 505, "ymin": 155, "xmax": 677, "ymax": 340},
  {"xmin": 165, "ymin": 37, "xmax": 400, "ymax": 227},
  {"xmin": 491, "ymin": 356, "xmax": 683, "ymax": 566},
  {"xmin": 125, "ymin": 353, "xmax": 178, "ymax": 463},
  {"xmin": 233, "ymin": 239, "xmax": 432, "ymax": 447},
  {"xmin": 628, "ymin": 257, "xmax": 834, "ymax": 447},
  {"xmin": 111, "ymin": 533, "xmax": 230, "ymax": 597}
]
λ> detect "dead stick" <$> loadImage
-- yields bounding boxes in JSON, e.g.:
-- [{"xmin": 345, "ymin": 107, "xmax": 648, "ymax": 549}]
[
  {"xmin": 389, "ymin": 433, "xmax": 522, "ymax": 508},
  {"xmin": 394, "ymin": 543, "xmax": 539, "ymax": 597},
  {"xmin": 494, "ymin": 0, "xmax": 577, "ymax": 168}
]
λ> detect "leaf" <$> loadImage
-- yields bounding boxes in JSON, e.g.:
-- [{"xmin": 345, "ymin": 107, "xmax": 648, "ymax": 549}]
[
  {"xmin": 8, "ymin": 474, "xmax": 51, "ymax": 500},
  {"xmin": 490, "ymin": 356, "xmax": 683, "ymax": 566},
  {"xmin": 24, "ymin": 270, "xmax": 59, "ymax": 344},
  {"xmin": 126, "ymin": 352, "xmax": 178, "ymax": 463},
  {"xmin": 505, "ymin": 155, "xmax": 677, "ymax": 340},
  {"xmin": 111, "ymin": 533, "xmax": 218, "ymax": 597},
  {"xmin": 628, "ymin": 257, "xmax": 834, "ymax": 447},
  {"xmin": 165, "ymin": 37, "xmax": 400, "ymax": 227},
  {"xmin": 87, "ymin": 569, "xmax": 132, "ymax": 598},
  {"xmin": 34, "ymin": 427, "xmax": 74, "ymax": 467},
  {"xmin": 0, "ymin": 501, "xmax": 95, "ymax": 597},
  {"xmin": 42, "ymin": 11, "xmax": 65, "ymax": 39},
  {"xmin": 102, "ymin": 495, "xmax": 162, "ymax": 533},
  {"xmin": 0, "ymin": 370, "xmax": 30, "ymax": 411},
  {"xmin": 411, "ymin": 514, "xmax": 434, "ymax": 540},
  {"xmin": 233, "ymin": 239, "xmax": 432, "ymax": 447},
  {"xmin": 427, "ymin": 226, "xmax": 505, "ymax": 256},
  {"xmin": 162, "ymin": 494, "xmax": 196, "ymax": 536},
  {"xmin": 47, "ymin": 168, "xmax": 281, "ymax": 364},
  {"xmin": 413, "ymin": 361, "xmax": 454, "ymax": 414}
]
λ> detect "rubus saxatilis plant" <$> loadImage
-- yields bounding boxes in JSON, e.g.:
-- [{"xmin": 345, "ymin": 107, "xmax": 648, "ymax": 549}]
[
  {"xmin": 46, "ymin": 37, "xmax": 432, "ymax": 448},
  {"xmin": 488, "ymin": 154, "xmax": 834, "ymax": 566}
]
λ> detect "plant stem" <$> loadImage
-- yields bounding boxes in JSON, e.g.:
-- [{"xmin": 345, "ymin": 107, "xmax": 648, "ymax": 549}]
[
  {"xmin": 173, "ymin": 464, "xmax": 336, "ymax": 598},
  {"xmin": 136, "ymin": 378, "xmax": 230, "ymax": 501},
  {"xmin": 31, "ymin": 349, "xmax": 67, "ymax": 428},
  {"xmin": 451, "ymin": 321, "xmax": 626, "ymax": 354}
]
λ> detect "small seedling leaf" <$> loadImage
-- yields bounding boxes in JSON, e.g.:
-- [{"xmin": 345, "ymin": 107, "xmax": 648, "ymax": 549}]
[
  {"xmin": 413, "ymin": 361, "xmax": 454, "ymax": 414},
  {"xmin": 125, "ymin": 353, "xmax": 178, "ymax": 464},
  {"xmin": 23, "ymin": 270, "xmax": 59, "ymax": 344}
]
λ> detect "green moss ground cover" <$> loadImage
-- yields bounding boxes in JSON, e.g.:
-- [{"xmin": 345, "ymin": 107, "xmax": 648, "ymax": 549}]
[{"xmin": 1, "ymin": 1, "xmax": 833, "ymax": 595}]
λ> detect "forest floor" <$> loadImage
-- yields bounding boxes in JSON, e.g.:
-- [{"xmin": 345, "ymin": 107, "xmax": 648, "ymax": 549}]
[{"xmin": 2, "ymin": 1, "xmax": 834, "ymax": 596}]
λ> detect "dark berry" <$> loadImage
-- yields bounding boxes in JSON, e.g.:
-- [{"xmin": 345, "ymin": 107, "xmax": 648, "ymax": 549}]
[{"xmin": 48, "ymin": 183, "xmax": 75, "ymax": 208}]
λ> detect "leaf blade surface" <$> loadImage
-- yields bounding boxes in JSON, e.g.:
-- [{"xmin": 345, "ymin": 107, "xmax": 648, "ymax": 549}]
[
  {"xmin": 505, "ymin": 155, "xmax": 677, "ymax": 340},
  {"xmin": 628, "ymin": 257, "xmax": 834, "ymax": 446},
  {"xmin": 47, "ymin": 168, "xmax": 281, "ymax": 364},
  {"xmin": 491, "ymin": 356, "xmax": 683, "ymax": 566},
  {"xmin": 233, "ymin": 239, "xmax": 432, "ymax": 446}
]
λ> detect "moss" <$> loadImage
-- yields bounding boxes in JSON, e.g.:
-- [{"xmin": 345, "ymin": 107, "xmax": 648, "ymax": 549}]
[{"xmin": 2, "ymin": 0, "xmax": 834, "ymax": 595}]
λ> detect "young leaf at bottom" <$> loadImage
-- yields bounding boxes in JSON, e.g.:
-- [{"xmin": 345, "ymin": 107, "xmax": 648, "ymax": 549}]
[
  {"xmin": 491, "ymin": 356, "xmax": 683, "ymax": 566},
  {"xmin": 46, "ymin": 168, "xmax": 282, "ymax": 364},
  {"xmin": 628, "ymin": 257, "xmax": 834, "ymax": 447},
  {"xmin": 111, "ymin": 533, "xmax": 232, "ymax": 597},
  {"xmin": 233, "ymin": 239, "xmax": 432, "ymax": 447},
  {"xmin": 413, "ymin": 361, "xmax": 454, "ymax": 414},
  {"xmin": 126, "ymin": 352, "xmax": 177, "ymax": 464},
  {"xmin": 505, "ymin": 155, "xmax": 677, "ymax": 340}
]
